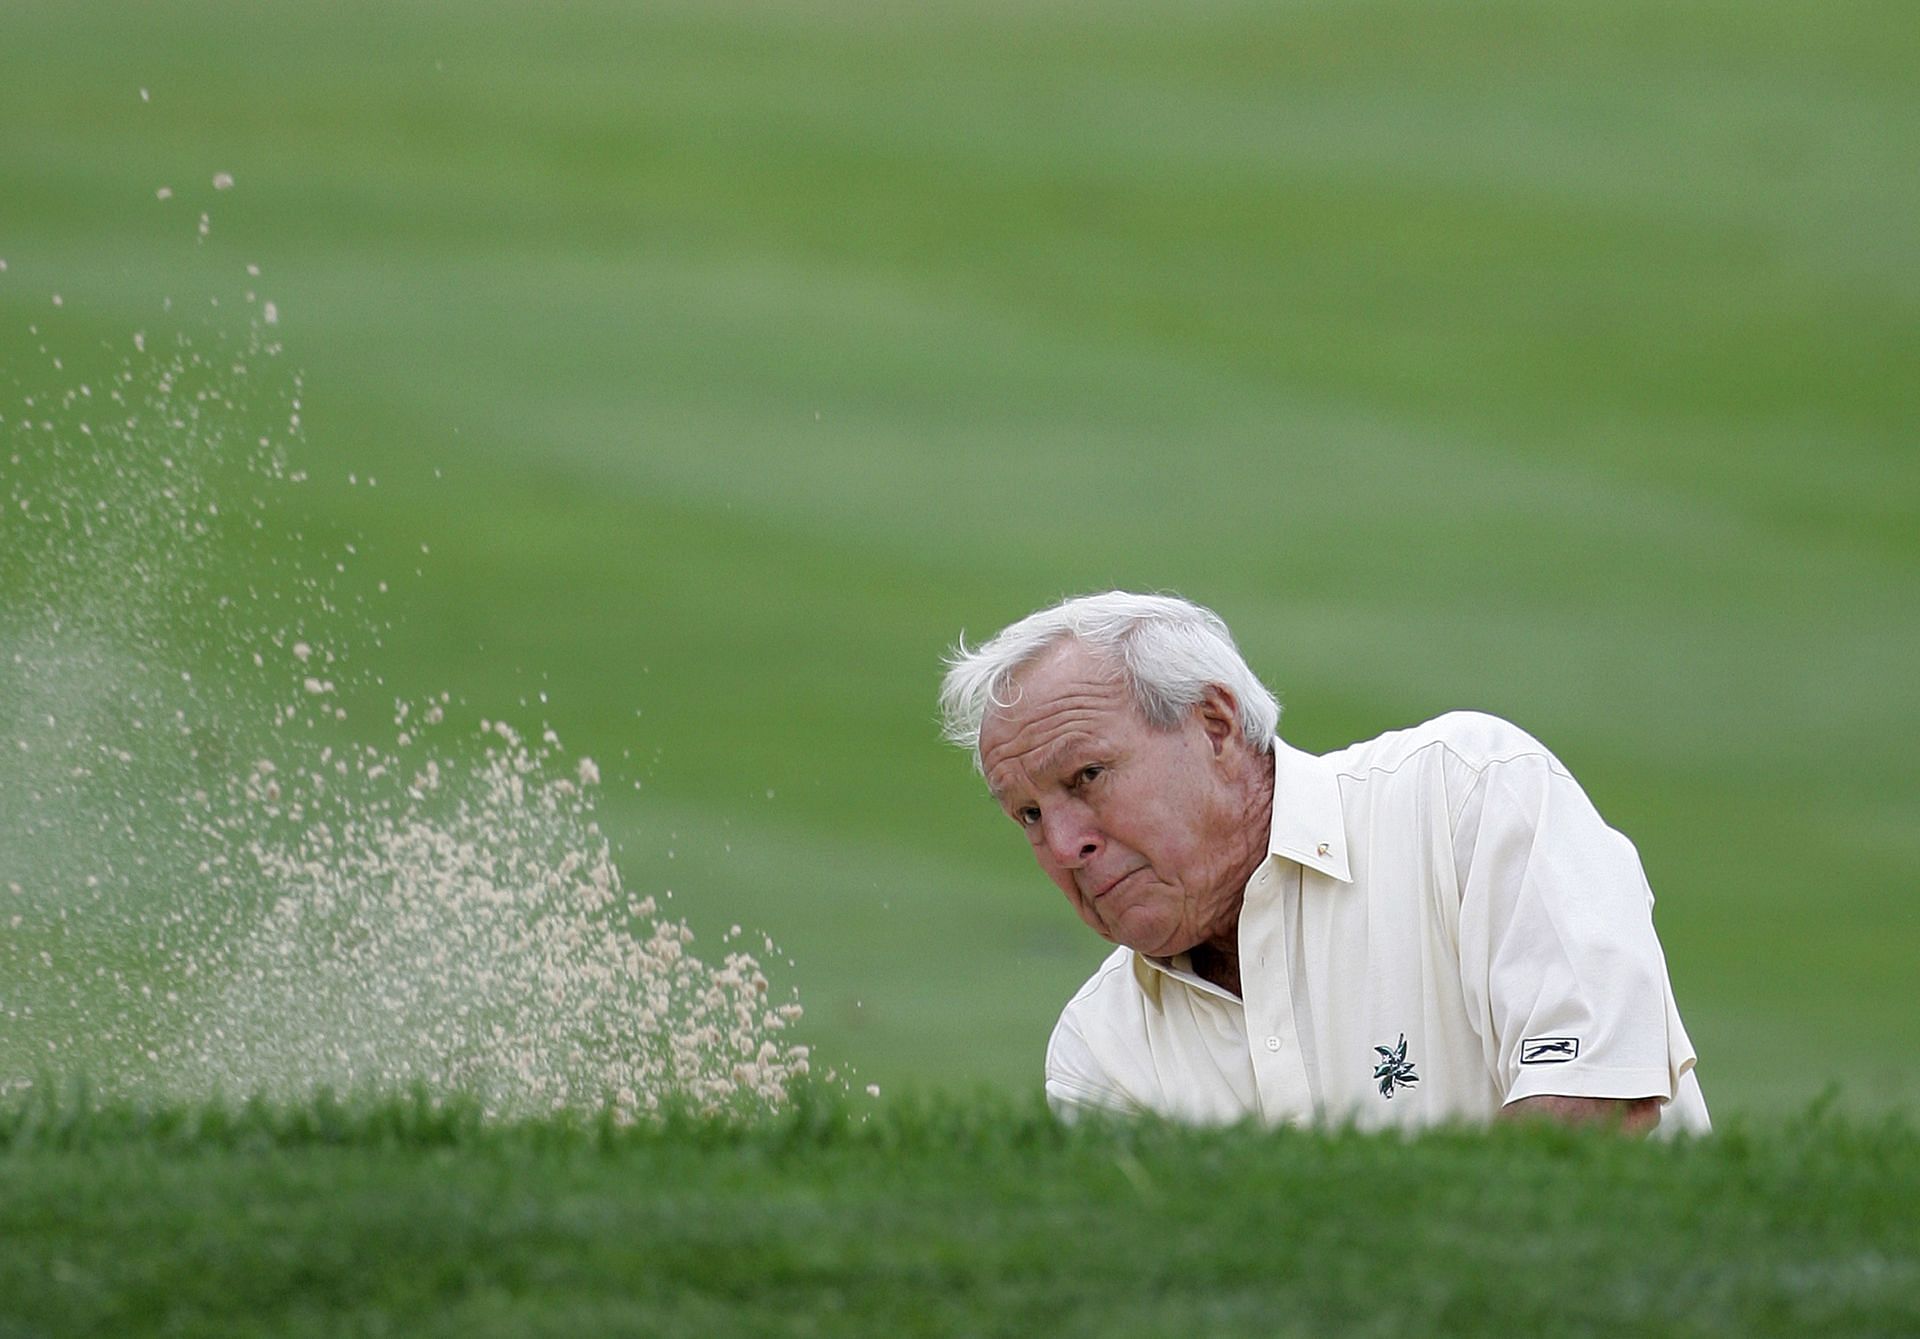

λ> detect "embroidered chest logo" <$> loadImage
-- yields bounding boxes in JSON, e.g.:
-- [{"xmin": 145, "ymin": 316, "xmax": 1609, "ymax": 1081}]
[{"xmin": 1373, "ymin": 1033, "xmax": 1419, "ymax": 1098}]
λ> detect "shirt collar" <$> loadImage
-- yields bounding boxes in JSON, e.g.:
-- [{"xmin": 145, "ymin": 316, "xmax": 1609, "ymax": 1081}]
[{"xmin": 1266, "ymin": 735, "xmax": 1352, "ymax": 883}]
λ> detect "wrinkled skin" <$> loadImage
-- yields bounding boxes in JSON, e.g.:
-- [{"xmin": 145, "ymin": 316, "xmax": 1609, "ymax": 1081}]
[{"xmin": 978, "ymin": 641, "xmax": 1273, "ymax": 973}]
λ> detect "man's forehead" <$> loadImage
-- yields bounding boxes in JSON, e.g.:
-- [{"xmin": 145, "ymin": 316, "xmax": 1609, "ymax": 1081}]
[
  {"xmin": 985, "ymin": 730, "xmax": 1100, "ymax": 801},
  {"xmin": 981, "ymin": 652, "xmax": 1135, "ymax": 798},
  {"xmin": 991, "ymin": 642, "xmax": 1122, "ymax": 717},
  {"xmin": 981, "ymin": 675, "xmax": 1122, "ymax": 751}
]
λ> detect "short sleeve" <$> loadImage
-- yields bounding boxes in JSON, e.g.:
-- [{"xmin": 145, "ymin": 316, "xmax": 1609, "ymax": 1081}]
[{"xmin": 1450, "ymin": 746, "xmax": 1703, "ymax": 1121}]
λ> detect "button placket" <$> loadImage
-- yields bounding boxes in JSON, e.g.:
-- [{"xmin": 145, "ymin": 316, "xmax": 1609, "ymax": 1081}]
[{"xmin": 1240, "ymin": 863, "xmax": 1314, "ymax": 1122}]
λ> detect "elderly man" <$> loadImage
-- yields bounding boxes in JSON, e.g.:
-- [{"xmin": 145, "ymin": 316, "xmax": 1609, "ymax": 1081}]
[{"xmin": 940, "ymin": 591, "xmax": 1708, "ymax": 1133}]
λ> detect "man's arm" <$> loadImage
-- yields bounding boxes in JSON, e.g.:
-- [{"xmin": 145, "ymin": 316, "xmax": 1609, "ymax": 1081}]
[
  {"xmin": 1501, "ymin": 1094, "xmax": 1660, "ymax": 1134},
  {"xmin": 1444, "ymin": 719, "xmax": 1705, "ymax": 1132}
]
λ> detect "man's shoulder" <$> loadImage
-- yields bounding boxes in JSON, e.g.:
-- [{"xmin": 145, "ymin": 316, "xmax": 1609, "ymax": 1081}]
[
  {"xmin": 1048, "ymin": 947, "xmax": 1144, "ymax": 1081},
  {"xmin": 1329, "ymin": 710, "xmax": 1561, "ymax": 778},
  {"xmin": 1053, "ymin": 945, "xmax": 1166, "ymax": 1046},
  {"xmin": 1060, "ymin": 945, "xmax": 1142, "ymax": 1014}
]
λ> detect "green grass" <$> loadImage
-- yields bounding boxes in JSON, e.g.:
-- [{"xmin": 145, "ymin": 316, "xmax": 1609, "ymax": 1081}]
[
  {"xmin": 2, "ymin": 0, "xmax": 1918, "ymax": 1113},
  {"xmin": 2, "ymin": 1090, "xmax": 1917, "ymax": 1337}
]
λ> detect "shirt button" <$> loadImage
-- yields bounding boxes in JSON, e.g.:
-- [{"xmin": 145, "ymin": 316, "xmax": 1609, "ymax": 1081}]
[{"xmin": 1265, "ymin": 1035, "xmax": 1282, "ymax": 1052}]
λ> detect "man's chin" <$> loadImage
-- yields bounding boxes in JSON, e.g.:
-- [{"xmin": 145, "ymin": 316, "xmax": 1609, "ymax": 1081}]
[{"xmin": 1107, "ymin": 920, "xmax": 1187, "ymax": 960}]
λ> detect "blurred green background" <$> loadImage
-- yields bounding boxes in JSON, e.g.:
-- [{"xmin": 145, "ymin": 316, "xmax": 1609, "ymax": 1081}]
[{"xmin": 3, "ymin": 0, "xmax": 1915, "ymax": 1115}]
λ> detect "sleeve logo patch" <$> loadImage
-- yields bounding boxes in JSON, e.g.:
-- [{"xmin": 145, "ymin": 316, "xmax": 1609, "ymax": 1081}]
[{"xmin": 1521, "ymin": 1037, "xmax": 1580, "ymax": 1064}]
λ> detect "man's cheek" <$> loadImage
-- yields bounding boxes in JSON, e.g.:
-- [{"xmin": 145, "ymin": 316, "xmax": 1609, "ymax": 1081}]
[
  {"xmin": 1060, "ymin": 883, "xmax": 1109, "ymax": 938},
  {"xmin": 1074, "ymin": 902, "xmax": 1115, "ymax": 942}
]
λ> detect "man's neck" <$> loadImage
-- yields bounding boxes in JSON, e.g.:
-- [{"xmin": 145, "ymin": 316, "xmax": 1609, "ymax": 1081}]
[
  {"xmin": 1189, "ymin": 748, "xmax": 1274, "ymax": 1000},
  {"xmin": 1188, "ymin": 938, "xmax": 1242, "ymax": 998}
]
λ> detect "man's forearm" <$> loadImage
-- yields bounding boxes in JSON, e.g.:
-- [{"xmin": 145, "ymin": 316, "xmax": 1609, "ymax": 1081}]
[{"xmin": 1501, "ymin": 1094, "xmax": 1660, "ymax": 1134}]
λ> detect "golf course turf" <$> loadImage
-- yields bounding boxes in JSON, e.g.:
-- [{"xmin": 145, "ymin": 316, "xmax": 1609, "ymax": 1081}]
[{"xmin": 4, "ymin": 1088, "xmax": 1918, "ymax": 1337}]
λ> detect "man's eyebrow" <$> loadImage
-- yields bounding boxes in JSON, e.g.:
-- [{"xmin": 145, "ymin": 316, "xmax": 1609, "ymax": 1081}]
[{"xmin": 1027, "ymin": 740, "xmax": 1075, "ymax": 782}]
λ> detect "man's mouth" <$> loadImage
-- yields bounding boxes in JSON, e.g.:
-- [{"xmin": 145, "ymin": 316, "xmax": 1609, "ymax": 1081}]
[{"xmin": 1090, "ymin": 867, "xmax": 1145, "ymax": 901}]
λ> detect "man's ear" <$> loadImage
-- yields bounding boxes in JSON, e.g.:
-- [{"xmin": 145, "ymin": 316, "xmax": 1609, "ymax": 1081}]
[{"xmin": 1195, "ymin": 684, "xmax": 1241, "ymax": 757}]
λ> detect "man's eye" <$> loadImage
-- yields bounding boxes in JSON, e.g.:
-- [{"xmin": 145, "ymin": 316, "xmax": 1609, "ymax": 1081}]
[
  {"xmin": 1016, "ymin": 807, "xmax": 1041, "ymax": 827},
  {"xmin": 1075, "ymin": 765, "xmax": 1103, "ymax": 785}
]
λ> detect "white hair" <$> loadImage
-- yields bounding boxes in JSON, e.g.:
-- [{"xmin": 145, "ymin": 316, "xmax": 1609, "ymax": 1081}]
[{"xmin": 938, "ymin": 591, "xmax": 1280, "ymax": 771}]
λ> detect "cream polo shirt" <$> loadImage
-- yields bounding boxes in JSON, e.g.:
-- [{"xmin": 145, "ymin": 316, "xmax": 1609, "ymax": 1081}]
[{"xmin": 1045, "ymin": 711, "xmax": 1709, "ymax": 1134}]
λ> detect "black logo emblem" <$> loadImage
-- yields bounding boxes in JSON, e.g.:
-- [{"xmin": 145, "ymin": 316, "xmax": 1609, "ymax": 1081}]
[
  {"xmin": 1521, "ymin": 1037, "xmax": 1580, "ymax": 1065},
  {"xmin": 1373, "ymin": 1033, "xmax": 1419, "ymax": 1098}
]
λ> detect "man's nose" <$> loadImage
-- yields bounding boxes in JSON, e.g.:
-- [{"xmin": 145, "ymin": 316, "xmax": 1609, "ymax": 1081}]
[{"xmin": 1043, "ymin": 809, "xmax": 1101, "ymax": 867}]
